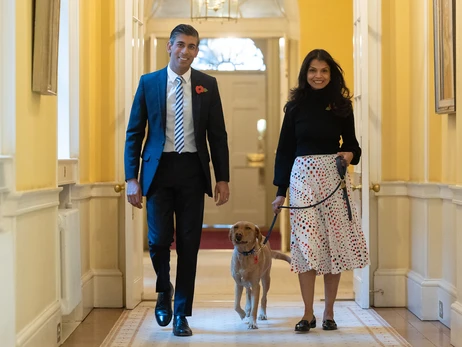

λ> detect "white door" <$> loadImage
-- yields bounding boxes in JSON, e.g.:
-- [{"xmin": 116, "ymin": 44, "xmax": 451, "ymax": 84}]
[
  {"xmin": 115, "ymin": 0, "xmax": 145, "ymax": 309},
  {"xmin": 352, "ymin": 0, "xmax": 381, "ymax": 309},
  {"xmin": 203, "ymin": 73, "xmax": 267, "ymax": 226},
  {"xmin": 352, "ymin": 0, "xmax": 380, "ymax": 308}
]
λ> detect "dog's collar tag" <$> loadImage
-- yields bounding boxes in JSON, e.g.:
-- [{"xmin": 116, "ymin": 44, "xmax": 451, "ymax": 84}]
[{"xmin": 254, "ymin": 255, "xmax": 258, "ymax": 264}]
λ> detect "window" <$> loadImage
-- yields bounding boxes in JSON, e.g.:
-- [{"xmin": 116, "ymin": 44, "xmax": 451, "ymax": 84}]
[
  {"xmin": 192, "ymin": 38, "xmax": 266, "ymax": 71},
  {"xmin": 58, "ymin": 0, "xmax": 70, "ymax": 159},
  {"xmin": 57, "ymin": 0, "xmax": 79, "ymax": 160},
  {"xmin": 57, "ymin": 0, "xmax": 79, "ymax": 186},
  {"xmin": 0, "ymin": 0, "xmax": 15, "ymax": 156}
]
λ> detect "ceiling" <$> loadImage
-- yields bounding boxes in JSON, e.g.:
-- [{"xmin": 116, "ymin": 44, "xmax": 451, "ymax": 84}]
[{"xmin": 145, "ymin": 0, "xmax": 287, "ymax": 20}]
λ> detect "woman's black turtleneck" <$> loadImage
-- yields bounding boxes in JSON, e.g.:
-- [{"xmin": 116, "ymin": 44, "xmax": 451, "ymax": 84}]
[{"xmin": 273, "ymin": 87, "xmax": 361, "ymax": 197}]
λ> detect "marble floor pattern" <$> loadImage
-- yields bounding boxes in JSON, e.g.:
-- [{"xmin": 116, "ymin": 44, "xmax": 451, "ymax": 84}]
[{"xmin": 62, "ymin": 250, "xmax": 453, "ymax": 347}]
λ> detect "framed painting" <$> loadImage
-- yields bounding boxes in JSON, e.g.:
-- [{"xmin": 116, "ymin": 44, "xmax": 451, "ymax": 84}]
[
  {"xmin": 32, "ymin": 0, "xmax": 60, "ymax": 95},
  {"xmin": 433, "ymin": 0, "xmax": 455, "ymax": 114}
]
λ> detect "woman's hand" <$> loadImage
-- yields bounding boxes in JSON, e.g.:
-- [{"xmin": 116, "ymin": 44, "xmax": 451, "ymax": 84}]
[
  {"xmin": 272, "ymin": 196, "xmax": 286, "ymax": 215},
  {"xmin": 336, "ymin": 151, "xmax": 354, "ymax": 166}
]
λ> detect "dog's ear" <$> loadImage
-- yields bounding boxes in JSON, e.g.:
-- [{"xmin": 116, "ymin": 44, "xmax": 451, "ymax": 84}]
[
  {"xmin": 255, "ymin": 225, "xmax": 262, "ymax": 244},
  {"xmin": 229, "ymin": 224, "xmax": 235, "ymax": 241}
]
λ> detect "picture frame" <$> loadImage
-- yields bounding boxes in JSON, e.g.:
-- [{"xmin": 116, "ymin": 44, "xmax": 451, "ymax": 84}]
[
  {"xmin": 433, "ymin": 0, "xmax": 456, "ymax": 114},
  {"xmin": 32, "ymin": 0, "xmax": 60, "ymax": 95}
]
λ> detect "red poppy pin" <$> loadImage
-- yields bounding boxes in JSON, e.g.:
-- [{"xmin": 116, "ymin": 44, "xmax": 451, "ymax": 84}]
[{"xmin": 195, "ymin": 85, "xmax": 208, "ymax": 94}]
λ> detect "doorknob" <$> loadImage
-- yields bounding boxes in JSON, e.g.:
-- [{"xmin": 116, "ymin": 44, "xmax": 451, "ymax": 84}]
[
  {"xmin": 114, "ymin": 184, "xmax": 125, "ymax": 193},
  {"xmin": 352, "ymin": 183, "xmax": 381, "ymax": 192}
]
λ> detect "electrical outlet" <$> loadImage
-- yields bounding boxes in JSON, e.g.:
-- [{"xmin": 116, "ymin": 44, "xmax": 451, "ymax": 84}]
[
  {"xmin": 57, "ymin": 322, "xmax": 61, "ymax": 343},
  {"xmin": 439, "ymin": 300, "xmax": 443, "ymax": 319}
]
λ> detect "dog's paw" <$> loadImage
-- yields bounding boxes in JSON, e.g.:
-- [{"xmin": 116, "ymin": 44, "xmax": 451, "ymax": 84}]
[
  {"xmin": 258, "ymin": 313, "xmax": 267, "ymax": 320},
  {"xmin": 247, "ymin": 322, "xmax": 259, "ymax": 329},
  {"xmin": 236, "ymin": 308, "xmax": 246, "ymax": 320}
]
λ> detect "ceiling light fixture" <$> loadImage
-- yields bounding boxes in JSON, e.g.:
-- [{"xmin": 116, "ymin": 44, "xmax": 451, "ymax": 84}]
[{"xmin": 191, "ymin": 0, "xmax": 240, "ymax": 22}]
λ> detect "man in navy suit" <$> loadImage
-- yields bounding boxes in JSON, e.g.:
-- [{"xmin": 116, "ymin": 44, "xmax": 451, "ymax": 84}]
[{"xmin": 124, "ymin": 24, "xmax": 230, "ymax": 337}]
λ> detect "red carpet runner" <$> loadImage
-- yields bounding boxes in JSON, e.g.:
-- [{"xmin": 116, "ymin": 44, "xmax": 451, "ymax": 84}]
[{"xmin": 172, "ymin": 228, "xmax": 282, "ymax": 250}]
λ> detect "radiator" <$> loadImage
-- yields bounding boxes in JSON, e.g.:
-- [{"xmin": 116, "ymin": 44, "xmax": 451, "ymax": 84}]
[{"xmin": 58, "ymin": 208, "xmax": 82, "ymax": 315}]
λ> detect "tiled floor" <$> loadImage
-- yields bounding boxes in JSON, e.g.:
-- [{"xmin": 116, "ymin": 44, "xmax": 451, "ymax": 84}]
[{"xmin": 62, "ymin": 251, "xmax": 453, "ymax": 347}]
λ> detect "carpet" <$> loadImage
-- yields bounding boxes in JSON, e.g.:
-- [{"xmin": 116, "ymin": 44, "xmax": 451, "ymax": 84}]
[
  {"xmin": 172, "ymin": 229, "xmax": 282, "ymax": 250},
  {"xmin": 100, "ymin": 301, "xmax": 411, "ymax": 347}
]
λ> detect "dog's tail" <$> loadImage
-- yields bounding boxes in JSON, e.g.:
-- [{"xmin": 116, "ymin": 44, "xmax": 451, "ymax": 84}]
[{"xmin": 271, "ymin": 250, "xmax": 291, "ymax": 264}]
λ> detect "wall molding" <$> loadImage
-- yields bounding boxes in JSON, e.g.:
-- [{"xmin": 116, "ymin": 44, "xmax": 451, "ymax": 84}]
[
  {"xmin": 72, "ymin": 182, "xmax": 121, "ymax": 201},
  {"xmin": 373, "ymin": 268, "xmax": 408, "ymax": 307},
  {"xmin": 146, "ymin": 18, "xmax": 296, "ymax": 39},
  {"xmin": 407, "ymin": 270, "xmax": 439, "ymax": 320},
  {"xmin": 439, "ymin": 279, "xmax": 457, "ymax": 328},
  {"xmin": 378, "ymin": 181, "xmax": 462, "ymax": 203},
  {"xmin": 79, "ymin": 268, "xmax": 123, "ymax": 308},
  {"xmin": 0, "ymin": 155, "xmax": 13, "ymax": 193},
  {"xmin": 376, "ymin": 181, "xmax": 458, "ymax": 328},
  {"xmin": 93, "ymin": 269, "xmax": 123, "ymax": 308},
  {"xmin": 451, "ymin": 301, "xmax": 462, "ymax": 346},
  {"xmin": 3, "ymin": 187, "xmax": 61, "ymax": 216},
  {"xmin": 16, "ymin": 301, "xmax": 61, "ymax": 347},
  {"xmin": 0, "ymin": 155, "xmax": 13, "ymax": 234}
]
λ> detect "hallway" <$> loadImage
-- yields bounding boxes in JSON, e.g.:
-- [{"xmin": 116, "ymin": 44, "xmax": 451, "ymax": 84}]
[{"xmin": 61, "ymin": 251, "xmax": 452, "ymax": 346}]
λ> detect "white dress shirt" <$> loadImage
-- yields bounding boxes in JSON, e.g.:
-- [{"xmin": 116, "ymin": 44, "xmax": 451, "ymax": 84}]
[{"xmin": 164, "ymin": 65, "xmax": 197, "ymax": 153}]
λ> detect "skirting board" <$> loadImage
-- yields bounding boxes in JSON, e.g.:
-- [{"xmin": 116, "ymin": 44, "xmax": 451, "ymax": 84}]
[
  {"xmin": 451, "ymin": 301, "xmax": 462, "ymax": 346},
  {"xmin": 406, "ymin": 271, "xmax": 455, "ymax": 325},
  {"xmin": 93, "ymin": 269, "xmax": 123, "ymax": 308},
  {"xmin": 407, "ymin": 270, "xmax": 439, "ymax": 320},
  {"xmin": 373, "ymin": 268, "xmax": 407, "ymax": 307},
  {"xmin": 16, "ymin": 301, "xmax": 61, "ymax": 347}
]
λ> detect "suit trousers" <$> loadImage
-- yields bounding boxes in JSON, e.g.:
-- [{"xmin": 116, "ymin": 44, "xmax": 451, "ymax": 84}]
[{"xmin": 146, "ymin": 152, "xmax": 206, "ymax": 317}]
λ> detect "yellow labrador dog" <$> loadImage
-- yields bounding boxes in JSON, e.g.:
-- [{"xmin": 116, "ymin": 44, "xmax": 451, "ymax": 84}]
[{"xmin": 229, "ymin": 221, "xmax": 291, "ymax": 329}]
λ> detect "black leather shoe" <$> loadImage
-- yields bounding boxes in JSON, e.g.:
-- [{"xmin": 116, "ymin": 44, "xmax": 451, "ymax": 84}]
[
  {"xmin": 154, "ymin": 282, "xmax": 174, "ymax": 327},
  {"xmin": 295, "ymin": 316, "xmax": 316, "ymax": 333},
  {"xmin": 322, "ymin": 319, "xmax": 338, "ymax": 330},
  {"xmin": 173, "ymin": 315, "xmax": 192, "ymax": 336}
]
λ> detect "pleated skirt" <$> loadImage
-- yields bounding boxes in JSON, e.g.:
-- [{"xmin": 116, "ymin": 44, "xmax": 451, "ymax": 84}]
[{"xmin": 289, "ymin": 154, "xmax": 370, "ymax": 275}]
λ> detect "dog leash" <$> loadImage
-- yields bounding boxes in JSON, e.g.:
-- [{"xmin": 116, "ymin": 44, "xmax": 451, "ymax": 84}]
[{"xmin": 263, "ymin": 156, "xmax": 352, "ymax": 245}]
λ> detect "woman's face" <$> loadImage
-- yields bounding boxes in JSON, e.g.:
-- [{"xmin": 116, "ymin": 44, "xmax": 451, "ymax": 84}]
[{"xmin": 307, "ymin": 59, "xmax": 331, "ymax": 90}]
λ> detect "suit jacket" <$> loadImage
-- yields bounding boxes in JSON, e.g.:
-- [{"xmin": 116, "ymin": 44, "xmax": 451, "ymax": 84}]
[{"xmin": 124, "ymin": 67, "xmax": 229, "ymax": 197}]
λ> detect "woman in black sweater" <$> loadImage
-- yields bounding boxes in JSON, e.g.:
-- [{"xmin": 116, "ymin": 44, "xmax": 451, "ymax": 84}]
[{"xmin": 272, "ymin": 49, "xmax": 369, "ymax": 333}]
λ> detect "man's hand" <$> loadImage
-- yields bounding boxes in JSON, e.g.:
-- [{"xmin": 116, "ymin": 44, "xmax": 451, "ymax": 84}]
[
  {"xmin": 214, "ymin": 181, "xmax": 230, "ymax": 206},
  {"xmin": 126, "ymin": 178, "xmax": 143, "ymax": 209}
]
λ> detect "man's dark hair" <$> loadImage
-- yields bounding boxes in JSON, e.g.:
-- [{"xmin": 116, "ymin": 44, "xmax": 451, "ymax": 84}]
[{"xmin": 169, "ymin": 24, "xmax": 200, "ymax": 46}]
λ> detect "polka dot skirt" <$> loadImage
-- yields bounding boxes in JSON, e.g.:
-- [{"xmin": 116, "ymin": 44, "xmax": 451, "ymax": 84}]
[{"xmin": 289, "ymin": 154, "xmax": 370, "ymax": 275}]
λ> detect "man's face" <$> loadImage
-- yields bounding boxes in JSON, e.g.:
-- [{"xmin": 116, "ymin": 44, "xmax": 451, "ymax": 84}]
[{"xmin": 167, "ymin": 34, "xmax": 199, "ymax": 75}]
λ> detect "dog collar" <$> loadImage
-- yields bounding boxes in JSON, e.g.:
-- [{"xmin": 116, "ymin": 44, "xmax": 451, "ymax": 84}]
[{"xmin": 239, "ymin": 247, "xmax": 256, "ymax": 256}]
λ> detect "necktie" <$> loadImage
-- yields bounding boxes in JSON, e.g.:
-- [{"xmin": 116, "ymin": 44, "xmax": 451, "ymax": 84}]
[{"xmin": 174, "ymin": 76, "xmax": 184, "ymax": 153}]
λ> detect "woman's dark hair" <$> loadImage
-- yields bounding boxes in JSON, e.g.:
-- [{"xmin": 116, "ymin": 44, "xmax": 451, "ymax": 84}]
[
  {"xmin": 169, "ymin": 24, "xmax": 200, "ymax": 46},
  {"xmin": 286, "ymin": 49, "xmax": 352, "ymax": 117}
]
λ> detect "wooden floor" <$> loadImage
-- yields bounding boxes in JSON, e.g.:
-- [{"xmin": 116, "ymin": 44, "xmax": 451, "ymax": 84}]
[{"xmin": 61, "ymin": 306, "xmax": 452, "ymax": 347}]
